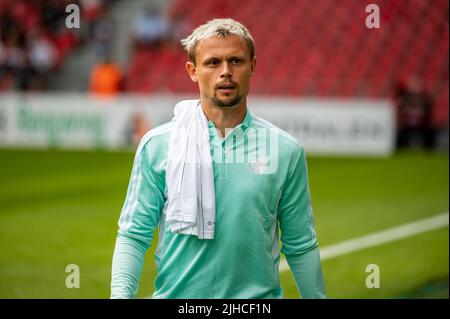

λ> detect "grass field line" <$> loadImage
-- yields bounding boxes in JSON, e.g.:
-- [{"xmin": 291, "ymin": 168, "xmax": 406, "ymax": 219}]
[{"xmin": 279, "ymin": 212, "xmax": 449, "ymax": 272}]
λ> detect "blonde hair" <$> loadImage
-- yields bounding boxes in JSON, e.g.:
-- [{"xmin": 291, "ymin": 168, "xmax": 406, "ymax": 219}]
[{"xmin": 180, "ymin": 18, "xmax": 255, "ymax": 64}]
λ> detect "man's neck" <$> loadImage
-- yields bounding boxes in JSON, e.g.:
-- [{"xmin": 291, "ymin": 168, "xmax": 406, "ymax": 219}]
[{"xmin": 200, "ymin": 100, "xmax": 247, "ymax": 138}]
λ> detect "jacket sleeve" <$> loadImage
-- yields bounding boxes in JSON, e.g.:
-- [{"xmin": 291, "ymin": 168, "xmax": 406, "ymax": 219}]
[
  {"xmin": 277, "ymin": 146, "xmax": 326, "ymax": 298},
  {"xmin": 111, "ymin": 142, "xmax": 165, "ymax": 298}
]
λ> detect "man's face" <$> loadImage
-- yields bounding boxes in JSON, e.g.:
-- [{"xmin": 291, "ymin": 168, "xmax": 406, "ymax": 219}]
[{"xmin": 186, "ymin": 35, "xmax": 256, "ymax": 108}]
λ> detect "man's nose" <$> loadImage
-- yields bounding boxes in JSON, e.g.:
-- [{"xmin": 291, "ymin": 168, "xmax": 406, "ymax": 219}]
[{"xmin": 220, "ymin": 62, "xmax": 232, "ymax": 79}]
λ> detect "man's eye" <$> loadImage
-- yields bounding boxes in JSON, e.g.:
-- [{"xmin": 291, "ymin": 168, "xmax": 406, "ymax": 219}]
[
  {"xmin": 231, "ymin": 58, "xmax": 241, "ymax": 64},
  {"xmin": 207, "ymin": 60, "xmax": 219, "ymax": 66}
]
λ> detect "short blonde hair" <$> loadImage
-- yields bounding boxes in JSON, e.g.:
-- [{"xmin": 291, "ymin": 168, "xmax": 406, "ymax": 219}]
[{"xmin": 180, "ymin": 18, "xmax": 255, "ymax": 64}]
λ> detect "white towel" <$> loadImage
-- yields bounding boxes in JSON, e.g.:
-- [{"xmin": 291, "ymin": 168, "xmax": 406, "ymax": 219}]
[{"xmin": 165, "ymin": 100, "xmax": 216, "ymax": 239}]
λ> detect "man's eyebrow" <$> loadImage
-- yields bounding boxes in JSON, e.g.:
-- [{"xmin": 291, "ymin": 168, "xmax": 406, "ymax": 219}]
[
  {"xmin": 201, "ymin": 54, "xmax": 247, "ymax": 63},
  {"xmin": 202, "ymin": 56, "xmax": 219, "ymax": 63},
  {"xmin": 228, "ymin": 55, "xmax": 246, "ymax": 60}
]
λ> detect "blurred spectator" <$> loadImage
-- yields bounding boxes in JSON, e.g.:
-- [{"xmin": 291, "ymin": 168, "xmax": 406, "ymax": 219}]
[
  {"xmin": 166, "ymin": 6, "xmax": 191, "ymax": 49},
  {"xmin": 27, "ymin": 28, "xmax": 57, "ymax": 74},
  {"xmin": 15, "ymin": 55, "xmax": 40, "ymax": 90},
  {"xmin": 40, "ymin": 0, "xmax": 64, "ymax": 33},
  {"xmin": 131, "ymin": 4, "xmax": 171, "ymax": 49},
  {"xmin": 394, "ymin": 77, "xmax": 437, "ymax": 151},
  {"xmin": 125, "ymin": 111, "xmax": 151, "ymax": 146},
  {"xmin": 0, "ymin": 28, "xmax": 26, "ymax": 90},
  {"xmin": 0, "ymin": 29, "xmax": 26, "ymax": 71},
  {"xmin": 89, "ymin": 56, "xmax": 123, "ymax": 96},
  {"xmin": 26, "ymin": 27, "xmax": 58, "ymax": 90},
  {"xmin": 81, "ymin": 0, "xmax": 103, "ymax": 33},
  {"xmin": 92, "ymin": 6, "xmax": 115, "ymax": 58}
]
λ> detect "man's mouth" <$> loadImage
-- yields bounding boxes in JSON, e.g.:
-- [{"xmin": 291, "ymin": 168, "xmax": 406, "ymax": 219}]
[{"xmin": 217, "ymin": 83, "xmax": 236, "ymax": 93}]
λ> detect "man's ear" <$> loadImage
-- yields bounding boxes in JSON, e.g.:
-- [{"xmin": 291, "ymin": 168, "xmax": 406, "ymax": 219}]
[{"xmin": 185, "ymin": 61, "xmax": 198, "ymax": 82}]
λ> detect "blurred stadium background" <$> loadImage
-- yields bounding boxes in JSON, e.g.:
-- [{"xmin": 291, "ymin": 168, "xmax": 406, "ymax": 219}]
[{"xmin": 0, "ymin": 0, "xmax": 448, "ymax": 298}]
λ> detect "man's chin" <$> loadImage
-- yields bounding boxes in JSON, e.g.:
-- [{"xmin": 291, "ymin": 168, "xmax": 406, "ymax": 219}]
[{"xmin": 211, "ymin": 95, "xmax": 242, "ymax": 108}]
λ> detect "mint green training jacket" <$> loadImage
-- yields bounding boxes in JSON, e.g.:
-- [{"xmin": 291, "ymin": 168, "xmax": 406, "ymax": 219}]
[{"xmin": 111, "ymin": 110, "xmax": 326, "ymax": 299}]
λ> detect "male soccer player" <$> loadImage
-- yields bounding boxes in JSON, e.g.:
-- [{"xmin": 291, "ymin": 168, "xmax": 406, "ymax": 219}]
[{"xmin": 111, "ymin": 18, "xmax": 326, "ymax": 299}]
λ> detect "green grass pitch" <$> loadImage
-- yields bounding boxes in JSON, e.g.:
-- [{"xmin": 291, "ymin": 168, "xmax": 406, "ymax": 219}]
[{"xmin": 0, "ymin": 148, "xmax": 448, "ymax": 298}]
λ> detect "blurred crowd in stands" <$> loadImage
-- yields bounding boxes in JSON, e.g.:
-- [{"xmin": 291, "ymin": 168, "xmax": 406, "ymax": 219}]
[
  {"xmin": 0, "ymin": 0, "xmax": 190, "ymax": 95},
  {"xmin": 0, "ymin": 0, "xmax": 114, "ymax": 91}
]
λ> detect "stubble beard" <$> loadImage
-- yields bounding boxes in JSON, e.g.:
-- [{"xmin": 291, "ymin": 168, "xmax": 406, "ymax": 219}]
[{"xmin": 209, "ymin": 93, "xmax": 243, "ymax": 108}]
